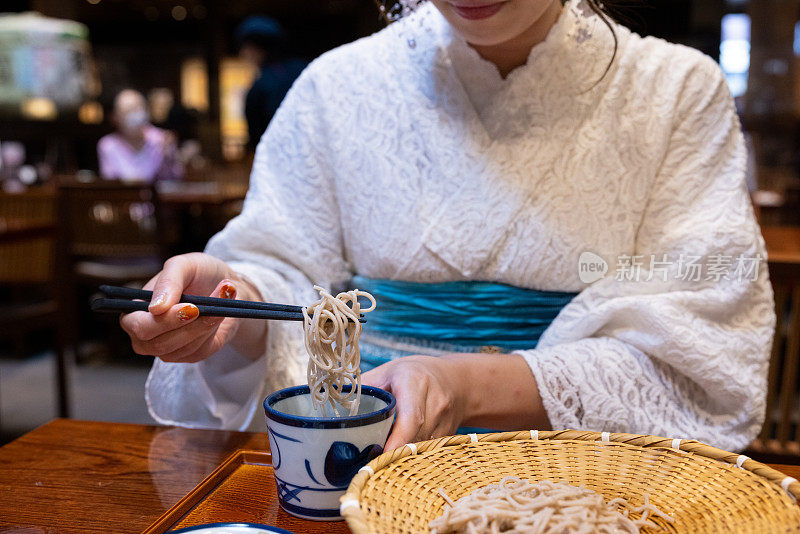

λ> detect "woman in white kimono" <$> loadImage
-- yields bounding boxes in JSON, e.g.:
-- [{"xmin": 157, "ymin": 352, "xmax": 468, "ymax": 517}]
[{"xmin": 122, "ymin": 0, "xmax": 774, "ymax": 453}]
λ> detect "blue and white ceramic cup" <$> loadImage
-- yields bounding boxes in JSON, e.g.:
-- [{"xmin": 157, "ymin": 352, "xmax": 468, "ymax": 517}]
[{"xmin": 263, "ymin": 385, "xmax": 396, "ymax": 521}]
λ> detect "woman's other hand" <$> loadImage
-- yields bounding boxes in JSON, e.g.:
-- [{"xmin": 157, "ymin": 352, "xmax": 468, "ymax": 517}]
[
  {"xmin": 362, "ymin": 353, "xmax": 550, "ymax": 452},
  {"xmin": 362, "ymin": 355, "xmax": 467, "ymax": 451},
  {"xmin": 120, "ymin": 252, "xmax": 267, "ymax": 363}
]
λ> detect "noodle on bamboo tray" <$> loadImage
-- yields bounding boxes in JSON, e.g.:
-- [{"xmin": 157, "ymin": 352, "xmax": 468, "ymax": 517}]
[
  {"xmin": 429, "ymin": 477, "xmax": 672, "ymax": 533},
  {"xmin": 340, "ymin": 430, "xmax": 800, "ymax": 534}
]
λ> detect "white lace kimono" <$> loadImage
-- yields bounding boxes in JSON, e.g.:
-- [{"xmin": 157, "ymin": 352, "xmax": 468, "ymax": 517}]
[{"xmin": 146, "ymin": 1, "xmax": 774, "ymax": 451}]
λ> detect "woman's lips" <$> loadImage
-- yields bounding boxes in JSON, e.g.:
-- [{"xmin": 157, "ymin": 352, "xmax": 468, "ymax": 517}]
[{"xmin": 450, "ymin": 2, "xmax": 505, "ymax": 20}]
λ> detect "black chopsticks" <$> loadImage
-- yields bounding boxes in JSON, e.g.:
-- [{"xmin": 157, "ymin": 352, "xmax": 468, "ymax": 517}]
[
  {"xmin": 91, "ymin": 298, "xmax": 309, "ymax": 321},
  {"xmin": 92, "ymin": 285, "xmax": 366, "ymax": 323},
  {"xmin": 99, "ymin": 285, "xmax": 302, "ymax": 313}
]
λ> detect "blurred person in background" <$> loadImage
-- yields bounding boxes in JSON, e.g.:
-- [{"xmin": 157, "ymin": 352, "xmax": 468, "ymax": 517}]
[
  {"xmin": 149, "ymin": 88, "xmax": 205, "ymax": 172},
  {"xmin": 98, "ymin": 89, "xmax": 184, "ymax": 182},
  {"xmin": 1, "ymin": 141, "xmax": 26, "ymax": 193},
  {"xmin": 235, "ymin": 16, "xmax": 308, "ymax": 151},
  {"xmin": 149, "ymin": 88, "xmax": 200, "ymax": 146}
]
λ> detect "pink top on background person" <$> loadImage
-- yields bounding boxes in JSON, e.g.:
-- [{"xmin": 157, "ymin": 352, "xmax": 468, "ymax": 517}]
[{"xmin": 98, "ymin": 125, "xmax": 183, "ymax": 182}]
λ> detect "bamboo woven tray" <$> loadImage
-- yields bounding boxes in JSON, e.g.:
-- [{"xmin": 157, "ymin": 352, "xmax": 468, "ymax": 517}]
[
  {"xmin": 143, "ymin": 450, "xmax": 350, "ymax": 534},
  {"xmin": 342, "ymin": 430, "xmax": 800, "ymax": 533}
]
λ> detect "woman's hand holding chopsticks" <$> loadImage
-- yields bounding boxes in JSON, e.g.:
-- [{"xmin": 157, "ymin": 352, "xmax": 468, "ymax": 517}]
[{"xmin": 119, "ymin": 253, "xmax": 268, "ymax": 363}]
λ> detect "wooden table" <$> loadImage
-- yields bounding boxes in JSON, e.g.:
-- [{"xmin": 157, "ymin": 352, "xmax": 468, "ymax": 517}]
[
  {"xmin": 762, "ymin": 226, "xmax": 800, "ymax": 266},
  {"xmin": 0, "ymin": 419, "xmax": 350, "ymax": 534},
  {"xmin": 156, "ymin": 181, "xmax": 248, "ymax": 206},
  {"xmin": 155, "ymin": 181, "xmax": 248, "ymax": 255},
  {"xmin": 1, "ymin": 421, "xmax": 799, "ymax": 533},
  {"xmin": 0, "ymin": 217, "xmax": 54, "ymax": 243}
]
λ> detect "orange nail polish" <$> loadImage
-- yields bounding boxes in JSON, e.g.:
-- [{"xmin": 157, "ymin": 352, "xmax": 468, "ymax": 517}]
[
  {"xmin": 178, "ymin": 305, "xmax": 199, "ymax": 322},
  {"xmin": 220, "ymin": 283, "xmax": 236, "ymax": 300}
]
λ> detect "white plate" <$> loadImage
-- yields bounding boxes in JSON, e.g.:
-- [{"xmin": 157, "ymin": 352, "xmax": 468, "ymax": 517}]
[{"xmin": 169, "ymin": 523, "xmax": 294, "ymax": 534}]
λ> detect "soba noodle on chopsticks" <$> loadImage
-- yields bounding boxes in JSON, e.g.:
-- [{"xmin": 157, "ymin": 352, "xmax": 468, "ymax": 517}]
[
  {"xmin": 302, "ymin": 285, "xmax": 376, "ymax": 416},
  {"xmin": 429, "ymin": 477, "xmax": 674, "ymax": 534}
]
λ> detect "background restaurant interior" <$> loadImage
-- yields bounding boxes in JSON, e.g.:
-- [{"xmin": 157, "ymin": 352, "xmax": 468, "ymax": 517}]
[{"xmin": 0, "ymin": 0, "xmax": 799, "ymax": 458}]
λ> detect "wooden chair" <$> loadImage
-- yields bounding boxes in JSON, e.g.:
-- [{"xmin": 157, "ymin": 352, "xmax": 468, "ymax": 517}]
[
  {"xmin": 747, "ymin": 227, "xmax": 800, "ymax": 463},
  {"xmin": 0, "ymin": 187, "xmax": 70, "ymax": 418},
  {"xmin": 55, "ymin": 182, "xmax": 166, "ymax": 364}
]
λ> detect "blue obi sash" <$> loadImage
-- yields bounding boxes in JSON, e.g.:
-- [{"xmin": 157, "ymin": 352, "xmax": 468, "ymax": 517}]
[{"xmin": 352, "ymin": 275, "xmax": 578, "ymax": 372}]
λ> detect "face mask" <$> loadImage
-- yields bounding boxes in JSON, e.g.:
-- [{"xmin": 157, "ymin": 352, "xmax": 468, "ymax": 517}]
[{"xmin": 122, "ymin": 109, "xmax": 149, "ymax": 132}]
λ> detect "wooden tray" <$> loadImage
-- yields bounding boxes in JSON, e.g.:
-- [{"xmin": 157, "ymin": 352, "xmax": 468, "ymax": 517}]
[{"xmin": 143, "ymin": 450, "xmax": 351, "ymax": 534}]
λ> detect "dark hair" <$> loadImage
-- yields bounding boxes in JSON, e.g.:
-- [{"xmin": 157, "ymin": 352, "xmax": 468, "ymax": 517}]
[
  {"xmin": 235, "ymin": 16, "xmax": 286, "ymax": 51},
  {"xmin": 584, "ymin": 1, "xmax": 618, "ymax": 81},
  {"xmin": 582, "ymin": 0, "xmax": 643, "ymax": 82}
]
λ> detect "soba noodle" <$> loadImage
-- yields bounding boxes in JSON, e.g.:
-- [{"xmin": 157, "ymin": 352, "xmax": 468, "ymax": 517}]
[
  {"xmin": 302, "ymin": 285, "xmax": 376, "ymax": 416},
  {"xmin": 429, "ymin": 477, "xmax": 674, "ymax": 534}
]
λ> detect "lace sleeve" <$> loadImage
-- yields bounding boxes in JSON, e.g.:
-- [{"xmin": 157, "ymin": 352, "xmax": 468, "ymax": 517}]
[
  {"xmin": 518, "ymin": 57, "xmax": 774, "ymax": 452},
  {"xmin": 146, "ymin": 65, "xmax": 352, "ymax": 430}
]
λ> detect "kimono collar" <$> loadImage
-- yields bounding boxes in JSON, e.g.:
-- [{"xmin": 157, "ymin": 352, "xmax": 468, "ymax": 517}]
[
  {"xmin": 438, "ymin": 0, "xmax": 617, "ymax": 103},
  {"xmin": 390, "ymin": 1, "xmax": 622, "ymax": 277}
]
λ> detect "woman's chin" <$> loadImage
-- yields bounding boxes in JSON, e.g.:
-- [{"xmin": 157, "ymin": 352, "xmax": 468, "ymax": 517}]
[
  {"xmin": 434, "ymin": 0, "xmax": 562, "ymax": 49},
  {"xmin": 440, "ymin": 8, "xmax": 531, "ymax": 47},
  {"xmin": 448, "ymin": 20, "xmax": 522, "ymax": 47}
]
